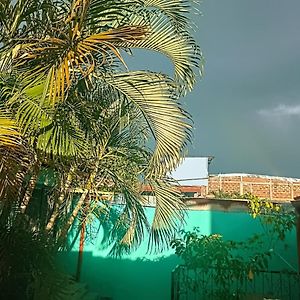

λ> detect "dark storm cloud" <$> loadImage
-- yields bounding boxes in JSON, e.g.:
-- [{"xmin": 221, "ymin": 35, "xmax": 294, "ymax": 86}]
[
  {"xmin": 127, "ymin": 0, "xmax": 300, "ymax": 178},
  {"xmin": 188, "ymin": 0, "xmax": 300, "ymax": 178}
]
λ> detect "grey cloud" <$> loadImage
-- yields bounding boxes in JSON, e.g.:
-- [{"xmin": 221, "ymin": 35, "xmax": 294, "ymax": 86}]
[{"xmin": 258, "ymin": 104, "xmax": 300, "ymax": 118}]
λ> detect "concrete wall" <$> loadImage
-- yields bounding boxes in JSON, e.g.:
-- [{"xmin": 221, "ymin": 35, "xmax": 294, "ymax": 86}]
[{"xmin": 57, "ymin": 207, "xmax": 297, "ymax": 300}]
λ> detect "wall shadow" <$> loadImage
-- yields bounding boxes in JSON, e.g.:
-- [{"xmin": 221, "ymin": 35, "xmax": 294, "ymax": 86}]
[
  {"xmin": 57, "ymin": 207, "xmax": 298, "ymax": 300},
  {"xmin": 57, "ymin": 252, "xmax": 180, "ymax": 300}
]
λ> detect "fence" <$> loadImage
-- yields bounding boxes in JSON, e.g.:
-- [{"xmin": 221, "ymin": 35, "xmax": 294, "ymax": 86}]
[
  {"xmin": 171, "ymin": 265, "xmax": 300, "ymax": 300},
  {"xmin": 208, "ymin": 175, "xmax": 300, "ymax": 201}
]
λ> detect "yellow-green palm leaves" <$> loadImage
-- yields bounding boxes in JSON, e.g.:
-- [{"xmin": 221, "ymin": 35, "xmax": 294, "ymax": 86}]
[
  {"xmin": 0, "ymin": 0, "xmax": 202, "ymax": 253},
  {"xmin": 0, "ymin": 113, "xmax": 20, "ymax": 147},
  {"xmin": 104, "ymin": 71, "xmax": 192, "ymax": 176}
]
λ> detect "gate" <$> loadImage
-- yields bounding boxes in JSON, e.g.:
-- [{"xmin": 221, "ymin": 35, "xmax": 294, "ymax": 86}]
[{"xmin": 171, "ymin": 265, "xmax": 300, "ymax": 300}]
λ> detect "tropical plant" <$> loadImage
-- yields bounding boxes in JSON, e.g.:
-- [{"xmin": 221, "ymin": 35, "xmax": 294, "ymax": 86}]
[
  {"xmin": 171, "ymin": 229, "xmax": 273, "ymax": 299},
  {"xmin": 0, "ymin": 0, "xmax": 202, "ymax": 296},
  {"xmin": 212, "ymin": 191, "xmax": 296, "ymax": 264},
  {"xmin": 0, "ymin": 215, "xmax": 90, "ymax": 299},
  {"xmin": 248, "ymin": 195, "xmax": 296, "ymax": 244}
]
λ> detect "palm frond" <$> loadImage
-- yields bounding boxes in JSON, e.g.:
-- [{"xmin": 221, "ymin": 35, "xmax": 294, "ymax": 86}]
[
  {"xmin": 0, "ymin": 143, "xmax": 33, "ymax": 220},
  {"xmin": 0, "ymin": 0, "xmax": 66, "ymax": 45},
  {"xmin": 108, "ymin": 188, "xmax": 150, "ymax": 257},
  {"xmin": 142, "ymin": 0, "xmax": 199, "ymax": 31},
  {"xmin": 16, "ymin": 25, "xmax": 148, "ymax": 105},
  {"xmin": 36, "ymin": 117, "xmax": 87, "ymax": 158},
  {"xmin": 148, "ymin": 178, "xmax": 186, "ymax": 252},
  {"xmin": 104, "ymin": 71, "xmax": 192, "ymax": 176},
  {"xmin": 4, "ymin": 76, "xmax": 87, "ymax": 159},
  {"xmin": 6, "ymin": 78, "xmax": 53, "ymax": 134},
  {"xmin": 0, "ymin": 44, "xmax": 23, "ymax": 72},
  {"xmin": 0, "ymin": 112, "xmax": 21, "ymax": 147},
  {"xmin": 86, "ymin": 0, "xmax": 143, "ymax": 30},
  {"xmin": 118, "ymin": 11, "xmax": 203, "ymax": 93}
]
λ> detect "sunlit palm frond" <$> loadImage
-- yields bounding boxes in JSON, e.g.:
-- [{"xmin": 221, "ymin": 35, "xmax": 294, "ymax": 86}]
[
  {"xmin": 0, "ymin": 112, "xmax": 21, "ymax": 147},
  {"xmin": 147, "ymin": 178, "xmax": 186, "ymax": 252},
  {"xmin": 108, "ymin": 188, "xmax": 150, "ymax": 257},
  {"xmin": 142, "ymin": 0, "xmax": 199, "ymax": 31},
  {"xmin": 6, "ymin": 78, "xmax": 53, "ymax": 134},
  {"xmin": 104, "ymin": 71, "xmax": 192, "ymax": 177},
  {"xmin": 36, "ymin": 116, "xmax": 87, "ymax": 158},
  {"xmin": 3, "ymin": 75, "xmax": 87, "ymax": 159},
  {"xmin": 0, "ymin": 43, "xmax": 24, "ymax": 73},
  {"xmin": 116, "ymin": 11, "xmax": 202, "ymax": 93},
  {"xmin": 16, "ymin": 25, "xmax": 147, "ymax": 105}
]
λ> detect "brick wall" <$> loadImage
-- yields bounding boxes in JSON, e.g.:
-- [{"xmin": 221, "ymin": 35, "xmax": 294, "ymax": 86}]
[
  {"xmin": 207, "ymin": 174, "xmax": 300, "ymax": 201},
  {"xmin": 142, "ymin": 174, "xmax": 300, "ymax": 201}
]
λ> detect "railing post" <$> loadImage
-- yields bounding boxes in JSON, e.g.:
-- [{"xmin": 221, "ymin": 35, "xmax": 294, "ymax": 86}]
[
  {"xmin": 171, "ymin": 267, "xmax": 179, "ymax": 300},
  {"xmin": 171, "ymin": 269, "xmax": 175, "ymax": 300},
  {"xmin": 291, "ymin": 197, "xmax": 300, "ymax": 273}
]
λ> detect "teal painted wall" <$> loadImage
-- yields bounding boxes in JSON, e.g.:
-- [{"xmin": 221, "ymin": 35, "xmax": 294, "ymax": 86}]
[
  {"xmin": 210, "ymin": 210, "xmax": 297, "ymax": 271},
  {"xmin": 57, "ymin": 207, "xmax": 297, "ymax": 300}
]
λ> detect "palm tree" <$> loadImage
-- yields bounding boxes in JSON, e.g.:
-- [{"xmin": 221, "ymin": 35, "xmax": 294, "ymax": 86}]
[{"xmin": 0, "ymin": 0, "xmax": 202, "ymax": 255}]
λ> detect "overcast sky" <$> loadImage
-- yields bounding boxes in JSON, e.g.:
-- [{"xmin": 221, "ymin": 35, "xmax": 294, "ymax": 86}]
[{"xmin": 127, "ymin": 0, "xmax": 300, "ymax": 178}]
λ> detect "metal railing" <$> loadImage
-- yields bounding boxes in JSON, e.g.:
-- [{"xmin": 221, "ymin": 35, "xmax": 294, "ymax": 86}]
[{"xmin": 171, "ymin": 265, "xmax": 300, "ymax": 300}]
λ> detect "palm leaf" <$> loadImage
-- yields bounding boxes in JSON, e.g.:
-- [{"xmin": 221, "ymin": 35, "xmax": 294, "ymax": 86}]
[
  {"xmin": 104, "ymin": 71, "xmax": 192, "ymax": 176},
  {"xmin": 142, "ymin": 0, "xmax": 199, "ymax": 31},
  {"xmin": 147, "ymin": 178, "xmax": 186, "ymax": 252},
  {"xmin": 36, "ymin": 116, "xmax": 87, "ymax": 158},
  {"xmin": 6, "ymin": 78, "xmax": 53, "ymax": 134},
  {"xmin": 118, "ymin": 11, "xmax": 203, "ymax": 93},
  {"xmin": 0, "ymin": 112, "xmax": 21, "ymax": 147},
  {"xmin": 86, "ymin": 0, "xmax": 140, "ymax": 30},
  {"xmin": 108, "ymin": 188, "xmax": 150, "ymax": 257},
  {"xmin": 16, "ymin": 25, "xmax": 148, "ymax": 105},
  {"xmin": 4, "ymin": 76, "xmax": 87, "ymax": 159},
  {"xmin": 0, "ymin": 142, "xmax": 32, "ymax": 209}
]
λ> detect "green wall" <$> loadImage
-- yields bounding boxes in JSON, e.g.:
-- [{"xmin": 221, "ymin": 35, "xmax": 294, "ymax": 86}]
[{"xmin": 57, "ymin": 207, "xmax": 297, "ymax": 300}]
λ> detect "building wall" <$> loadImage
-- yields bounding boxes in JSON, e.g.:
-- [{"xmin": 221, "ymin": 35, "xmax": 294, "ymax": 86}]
[
  {"xmin": 207, "ymin": 174, "xmax": 300, "ymax": 201},
  {"xmin": 57, "ymin": 206, "xmax": 297, "ymax": 300}
]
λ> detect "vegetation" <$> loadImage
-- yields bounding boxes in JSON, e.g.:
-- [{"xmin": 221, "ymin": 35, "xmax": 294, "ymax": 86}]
[
  {"xmin": 247, "ymin": 194, "xmax": 296, "ymax": 241},
  {"xmin": 171, "ymin": 229, "xmax": 272, "ymax": 299},
  {"xmin": 0, "ymin": 0, "xmax": 202, "ymax": 297},
  {"xmin": 212, "ymin": 190, "xmax": 296, "ymax": 241},
  {"xmin": 170, "ymin": 196, "xmax": 297, "ymax": 299}
]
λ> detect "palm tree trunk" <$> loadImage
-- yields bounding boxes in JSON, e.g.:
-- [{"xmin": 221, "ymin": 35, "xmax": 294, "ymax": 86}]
[
  {"xmin": 20, "ymin": 163, "xmax": 40, "ymax": 213},
  {"xmin": 45, "ymin": 166, "xmax": 75, "ymax": 231},
  {"xmin": 74, "ymin": 159, "xmax": 102, "ymax": 281},
  {"xmin": 58, "ymin": 159, "xmax": 101, "ymax": 242},
  {"xmin": 75, "ymin": 195, "xmax": 89, "ymax": 281},
  {"xmin": 58, "ymin": 191, "xmax": 88, "ymax": 243},
  {"xmin": 76, "ymin": 218, "xmax": 86, "ymax": 281}
]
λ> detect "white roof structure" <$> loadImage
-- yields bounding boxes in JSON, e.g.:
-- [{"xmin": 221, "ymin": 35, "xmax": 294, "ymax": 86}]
[
  {"xmin": 171, "ymin": 157, "xmax": 209, "ymax": 186},
  {"xmin": 212, "ymin": 173, "xmax": 300, "ymax": 183}
]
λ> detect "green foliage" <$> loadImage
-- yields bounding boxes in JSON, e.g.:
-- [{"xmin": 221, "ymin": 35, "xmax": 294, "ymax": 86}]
[
  {"xmin": 212, "ymin": 191, "xmax": 296, "ymax": 242},
  {"xmin": 0, "ymin": 0, "xmax": 202, "ymax": 254},
  {"xmin": 171, "ymin": 229, "xmax": 272, "ymax": 299},
  {"xmin": 212, "ymin": 190, "xmax": 247, "ymax": 199},
  {"xmin": 0, "ymin": 216, "xmax": 89, "ymax": 300},
  {"xmin": 0, "ymin": 0, "xmax": 202, "ymax": 296},
  {"xmin": 170, "ymin": 193, "xmax": 297, "ymax": 298},
  {"xmin": 248, "ymin": 196, "xmax": 296, "ymax": 241}
]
